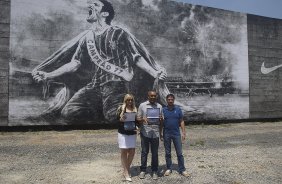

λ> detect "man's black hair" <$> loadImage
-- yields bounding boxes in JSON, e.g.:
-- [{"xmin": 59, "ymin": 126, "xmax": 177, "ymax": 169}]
[
  {"xmin": 99, "ymin": 0, "xmax": 115, "ymax": 25},
  {"xmin": 166, "ymin": 93, "xmax": 175, "ymax": 99}
]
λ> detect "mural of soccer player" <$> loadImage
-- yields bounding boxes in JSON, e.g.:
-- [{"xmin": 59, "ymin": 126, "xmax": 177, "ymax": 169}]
[{"xmin": 31, "ymin": 0, "xmax": 189, "ymax": 123}]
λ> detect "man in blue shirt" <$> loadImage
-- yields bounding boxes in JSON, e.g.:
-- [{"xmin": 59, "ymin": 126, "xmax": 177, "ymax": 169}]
[{"xmin": 161, "ymin": 93, "xmax": 190, "ymax": 177}]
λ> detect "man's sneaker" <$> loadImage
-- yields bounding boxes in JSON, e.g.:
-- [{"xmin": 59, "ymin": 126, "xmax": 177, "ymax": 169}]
[
  {"xmin": 139, "ymin": 171, "xmax": 146, "ymax": 179},
  {"xmin": 152, "ymin": 172, "xmax": 158, "ymax": 180},
  {"xmin": 164, "ymin": 169, "xmax": 172, "ymax": 176},
  {"xmin": 181, "ymin": 171, "xmax": 190, "ymax": 177}
]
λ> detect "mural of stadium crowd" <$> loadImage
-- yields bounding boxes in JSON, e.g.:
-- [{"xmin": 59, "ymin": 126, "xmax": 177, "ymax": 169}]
[{"xmin": 4, "ymin": 0, "xmax": 281, "ymax": 126}]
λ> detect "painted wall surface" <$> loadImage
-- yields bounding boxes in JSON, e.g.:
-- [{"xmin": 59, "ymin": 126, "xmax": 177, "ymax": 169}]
[
  {"xmin": 0, "ymin": 0, "xmax": 279, "ymax": 126},
  {"xmin": 248, "ymin": 15, "xmax": 282, "ymax": 118},
  {"xmin": 0, "ymin": 0, "xmax": 10, "ymax": 126}
]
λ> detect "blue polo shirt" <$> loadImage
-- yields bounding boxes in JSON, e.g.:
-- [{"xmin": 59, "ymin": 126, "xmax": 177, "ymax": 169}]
[{"xmin": 163, "ymin": 105, "xmax": 183, "ymax": 136}]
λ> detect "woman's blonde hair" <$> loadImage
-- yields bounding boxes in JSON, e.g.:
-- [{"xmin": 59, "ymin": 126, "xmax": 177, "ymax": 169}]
[{"xmin": 119, "ymin": 94, "xmax": 137, "ymax": 118}]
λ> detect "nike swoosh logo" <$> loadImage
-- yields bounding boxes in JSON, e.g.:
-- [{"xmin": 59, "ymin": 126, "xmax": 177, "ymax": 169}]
[{"xmin": 261, "ymin": 62, "xmax": 282, "ymax": 74}]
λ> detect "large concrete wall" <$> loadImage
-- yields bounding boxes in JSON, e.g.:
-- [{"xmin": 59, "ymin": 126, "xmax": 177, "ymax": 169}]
[
  {"xmin": 248, "ymin": 15, "xmax": 282, "ymax": 118},
  {"xmin": 0, "ymin": 0, "xmax": 10, "ymax": 126},
  {"xmin": 0, "ymin": 0, "xmax": 281, "ymax": 126}
]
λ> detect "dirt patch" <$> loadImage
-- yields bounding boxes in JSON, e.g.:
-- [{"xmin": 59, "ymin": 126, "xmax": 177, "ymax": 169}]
[{"xmin": 0, "ymin": 122, "xmax": 281, "ymax": 183}]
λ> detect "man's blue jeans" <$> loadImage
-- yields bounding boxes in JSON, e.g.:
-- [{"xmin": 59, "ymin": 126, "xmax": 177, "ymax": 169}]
[
  {"xmin": 163, "ymin": 133, "xmax": 186, "ymax": 172},
  {"xmin": 140, "ymin": 133, "xmax": 159, "ymax": 172}
]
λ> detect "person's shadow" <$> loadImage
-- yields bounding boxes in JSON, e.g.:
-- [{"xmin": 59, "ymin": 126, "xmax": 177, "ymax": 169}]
[
  {"xmin": 129, "ymin": 166, "xmax": 140, "ymax": 177},
  {"xmin": 130, "ymin": 164, "xmax": 179, "ymax": 177}
]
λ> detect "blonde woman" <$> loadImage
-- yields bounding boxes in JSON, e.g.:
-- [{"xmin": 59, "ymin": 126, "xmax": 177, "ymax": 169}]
[{"xmin": 117, "ymin": 94, "xmax": 138, "ymax": 182}]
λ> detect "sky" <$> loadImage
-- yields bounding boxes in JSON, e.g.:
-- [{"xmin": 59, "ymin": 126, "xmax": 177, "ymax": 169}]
[{"xmin": 178, "ymin": 0, "xmax": 282, "ymax": 19}]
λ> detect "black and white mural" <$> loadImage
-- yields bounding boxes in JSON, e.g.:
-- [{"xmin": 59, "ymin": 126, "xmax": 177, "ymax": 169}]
[{"xmin": 9, "ymin": 0, "xmax": 249, "ymax": 125}]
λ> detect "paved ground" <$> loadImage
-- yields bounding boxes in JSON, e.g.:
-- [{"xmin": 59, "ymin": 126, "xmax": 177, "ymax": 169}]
[{"xmin": 0, "ymin": 122, "xmax": 281, "ymax": 184}]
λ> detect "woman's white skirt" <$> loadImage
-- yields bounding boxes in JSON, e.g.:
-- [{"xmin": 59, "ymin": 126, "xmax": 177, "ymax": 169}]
[{"xmin": 118, "ymin": 133, "xmax": 136, "ymax": 149}]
